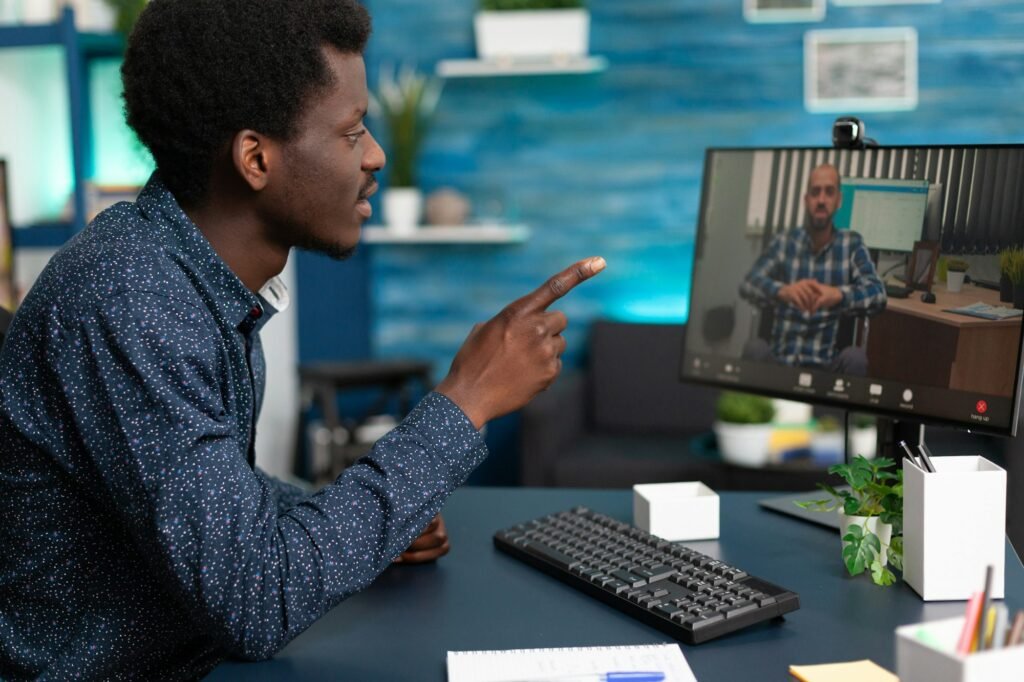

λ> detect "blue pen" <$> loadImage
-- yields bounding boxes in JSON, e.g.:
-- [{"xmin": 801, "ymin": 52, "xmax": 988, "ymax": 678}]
[{"xmin": 530, "ymin": 673, "xmax": 666, "ymax": 682}]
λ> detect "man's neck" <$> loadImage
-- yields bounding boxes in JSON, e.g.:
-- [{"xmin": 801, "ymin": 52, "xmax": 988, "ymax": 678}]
[
  {"xmin": 184, "ymin": 200, "xmax": 288, "ymax": 294},
  {"xmin": 808, "ymin": 224, "xmax": 834, "ymax": 253}
]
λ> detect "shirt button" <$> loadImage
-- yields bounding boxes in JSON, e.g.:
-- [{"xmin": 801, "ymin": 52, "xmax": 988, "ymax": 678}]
[{"xmin": 250, "ymin": 306, "xmax": 262, "ymax": 319}]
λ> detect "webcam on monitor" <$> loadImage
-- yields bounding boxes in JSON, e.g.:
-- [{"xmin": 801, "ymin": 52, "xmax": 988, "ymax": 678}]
[{"xmin": 832, "ymin": 116, "xmax": 878, "ymax": 150}]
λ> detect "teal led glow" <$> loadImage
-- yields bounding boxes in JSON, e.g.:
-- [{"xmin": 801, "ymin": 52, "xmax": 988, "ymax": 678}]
[
  {"xmin": 89, "ymin": 58, "xmax": 154, "ymax": 186},
  {"xmin": 604, "ymin": 291, "xmax": 690, "ymax": 324}
]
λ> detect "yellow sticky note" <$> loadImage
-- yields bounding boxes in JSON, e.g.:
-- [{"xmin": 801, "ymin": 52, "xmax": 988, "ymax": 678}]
[{"xmin": 789, "ymin": 659, "xmax": 898, "ymax": 682}]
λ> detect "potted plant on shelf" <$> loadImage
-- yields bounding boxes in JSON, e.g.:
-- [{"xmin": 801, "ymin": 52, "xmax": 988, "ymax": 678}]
[
  {"xmin": 713, "ymin": 391, "xmax": 775, "ymax": 468},
  {"xmin": 796, "ymin": 455, "xmax": 903, "ymax": 587},
  {"xmin": 848, "ymin": 413, "xmax": 877, "ymax": 460},
  {"xmin": 100, "ymin": 0, "xmax": 147, "ymax": 36},
  {"xmin": 369, "ymin": 65, "xmax": 443, "ymax": 234},
  {"xmin": 475, "ymin": 0, "xmax": 590, "ymax": 62},
  {"xmin": 945, "ymin": 258, "xmax": 969, "ymax": 293}
]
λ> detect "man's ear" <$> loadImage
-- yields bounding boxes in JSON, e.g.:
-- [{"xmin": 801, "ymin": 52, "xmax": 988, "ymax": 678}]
[{"xmin": 231, "ymin": 129, "xmax": 276, "ymax": 192}]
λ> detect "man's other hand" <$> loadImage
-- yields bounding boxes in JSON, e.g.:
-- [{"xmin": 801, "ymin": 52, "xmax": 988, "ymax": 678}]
[
  {"xmin": 810, "ymin": 284, "xmax": 843, "ymax": 313},
  {"xmin": 394, "ymin": 514, "xmax": 449, "ymax": 564},
  {"xmin": 436, "ymin": 257, "xmax": 606, "ymax": 429},
  {"xmin": 779, "ymin": 279, "xmax": 842, "ymax": 314}
]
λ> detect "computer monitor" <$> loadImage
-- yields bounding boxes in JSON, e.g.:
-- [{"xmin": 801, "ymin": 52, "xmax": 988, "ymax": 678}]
[
  {"xmin": 681, "ymin": 145, "xmax": 1024, "ymax": 437},
  {"xmin": 834, "ymin": 177, "xmax": 929, "ymax": 253}
]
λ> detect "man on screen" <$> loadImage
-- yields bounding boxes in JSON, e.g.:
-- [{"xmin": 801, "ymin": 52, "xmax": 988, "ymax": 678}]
[{"xmin": 740, "ymin": 163, "xmax": 886, "ymax": 376}]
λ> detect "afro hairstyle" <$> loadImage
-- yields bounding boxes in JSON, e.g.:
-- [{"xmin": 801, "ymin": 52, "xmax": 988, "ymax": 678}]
[{"xmin": 122, "ymin": 0, "xmax": 371, "ymax": 205}]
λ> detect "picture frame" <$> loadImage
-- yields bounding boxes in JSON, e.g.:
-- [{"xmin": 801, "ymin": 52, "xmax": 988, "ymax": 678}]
[
  {"xmin": 0, "ymin": 160, "xmax": 13, "ymax": 311},
  {"xmin": 804, "ymin": 27, "xmax": 918, "ymax": 112},
  {"xmin": 744, "ymin": 0, "xmax": 825, "ymax": 23},
  {"xmin": 906, "ymin": 240, "xmax": 939, "ymax": 293},
  {"xmin": 833, "ymin": 0, "xmax": 938, "ymax": 6}
]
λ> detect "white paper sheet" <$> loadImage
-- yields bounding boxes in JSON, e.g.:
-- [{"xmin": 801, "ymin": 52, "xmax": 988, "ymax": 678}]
[{"xmin": 446, "ymin": 643, "xmax": 697, "ymax": 682}]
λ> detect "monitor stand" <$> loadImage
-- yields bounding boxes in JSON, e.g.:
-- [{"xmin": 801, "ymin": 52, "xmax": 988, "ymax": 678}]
[{"xmin": 758, "ymin": 415, "xmax": 919, "ymax": 529}]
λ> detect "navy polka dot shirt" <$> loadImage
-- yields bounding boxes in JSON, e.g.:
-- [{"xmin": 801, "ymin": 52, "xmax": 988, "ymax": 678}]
[{"xmin": 0, "ymin": 174, "xmax": 488, "ymax": 680}]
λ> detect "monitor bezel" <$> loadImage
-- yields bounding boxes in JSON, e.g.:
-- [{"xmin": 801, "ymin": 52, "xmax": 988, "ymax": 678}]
[{"xmin": 680, "ymin": 143, "xmax": 1024, "ymax": 438}]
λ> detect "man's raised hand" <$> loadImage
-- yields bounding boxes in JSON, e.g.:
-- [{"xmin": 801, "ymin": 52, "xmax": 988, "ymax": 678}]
[{"xmin": 436, "ymin": 257, "xmax": 606, "ymax": 429}]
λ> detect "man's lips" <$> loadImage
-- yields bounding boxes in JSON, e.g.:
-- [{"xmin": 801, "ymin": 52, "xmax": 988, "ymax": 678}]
[{"xmin": 359, "ymin": 181, "xmax": 378, "ymax": 202}]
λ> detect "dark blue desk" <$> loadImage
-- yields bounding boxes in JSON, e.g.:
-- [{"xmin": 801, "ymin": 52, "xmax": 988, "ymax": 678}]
[{"xmin": 208, "ymin": 487, "xmax": 1024, "ymax": 681}]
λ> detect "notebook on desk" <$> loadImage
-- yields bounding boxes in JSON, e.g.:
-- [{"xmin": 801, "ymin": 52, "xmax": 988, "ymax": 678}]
[{"xmin": 758, "ymin": 489, "xmax": 844, "ymax": 529}]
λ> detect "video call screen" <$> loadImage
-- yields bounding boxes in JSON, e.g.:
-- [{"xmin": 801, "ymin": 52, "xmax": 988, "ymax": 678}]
[{"xmin": 681, "ymin": 145, "xmax": 1024, "ymax": 436}]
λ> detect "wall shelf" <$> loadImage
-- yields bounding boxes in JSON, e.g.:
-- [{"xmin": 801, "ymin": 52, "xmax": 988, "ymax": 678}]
[
  {"xmin": 11, "ymin": 222, "xmax": 75, "ymax": 248},
  {"xmin": 362, "ymin": 224, "xmax": 530, "ymax": 244},
  {"xmin": 436, "ymin": 55, "xmax": 607, "ymax": 78}
]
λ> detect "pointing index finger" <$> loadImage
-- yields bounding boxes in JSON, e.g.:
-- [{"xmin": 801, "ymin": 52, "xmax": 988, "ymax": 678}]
[{"xmin": 515, "ymin": 257, "xmax": 606, "ymax": 314}]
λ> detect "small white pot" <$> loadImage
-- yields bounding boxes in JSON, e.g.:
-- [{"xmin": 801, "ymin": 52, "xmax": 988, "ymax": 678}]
[
  {"xmin": 838, "ymin": 512, "xmax": 893, "ymax": 567},
  {"xmin": 474, "ymin": 9, "xmax": 590, "ymax": 60},
  {"xmin": 946, "ymin": 270, "xmax": 966, "ymax": 293},
  {"xmin": 382, "ymin": 187, "xmax": 423, "ymax": 235},
  {"xmin": 713, "ymin": 421, "xmax": 773, "ymax": 468},
  {"xmin": 849, "ymin": 426, "xmax": 878, "ymax": 460}
]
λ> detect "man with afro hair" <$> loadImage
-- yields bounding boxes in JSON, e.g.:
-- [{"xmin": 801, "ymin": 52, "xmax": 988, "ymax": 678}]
[{"xmin": 0, "ymin": 0, "xmax": 604, "ymax": 678}]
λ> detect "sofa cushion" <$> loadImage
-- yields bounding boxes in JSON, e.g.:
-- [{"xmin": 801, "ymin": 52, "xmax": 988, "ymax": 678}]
[{"xmin": 590, "ymin": 321, "xmax": 718, "ymax": 435}]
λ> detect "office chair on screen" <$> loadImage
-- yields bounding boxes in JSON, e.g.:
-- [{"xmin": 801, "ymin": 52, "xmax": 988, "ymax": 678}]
[{"xmin": 749, "ymin": 302, "xmax": 869, "ymax": 356}]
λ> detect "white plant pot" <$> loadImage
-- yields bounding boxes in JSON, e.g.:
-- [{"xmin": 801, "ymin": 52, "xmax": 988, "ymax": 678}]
[
  {"xmin": 713, "ymin": 421, "xmax": 773, "ymax": 468},
  {"xmin": 474, "ymin": 9, "xmax": 590, "ymax": 61},
  {"xmin": 946, "ymin": 270, "xmax": 966, "ymax": 293},
  {"xmin": 849, "ymin": 426, "xmax": 878, "ymax": 460},
  {"xmin": 68, "ymin": 0, "xmax": 117, "ymax": 32},
  {"xmin": 20, "ymin": 0, "xmax": 59, "ymax": 23},
  {"xmin": 382, "ymin": 187, "xmax": 423, "ymax": 235},
  {"xmin": 838, "ymin": 512, "xmax": 893, "ymax": 567}
]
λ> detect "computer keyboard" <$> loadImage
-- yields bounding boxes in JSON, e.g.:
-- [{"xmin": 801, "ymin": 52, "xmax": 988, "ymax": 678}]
[
  {"xmin": 494, "ymin": 507, "xmax": 800, "ymax": 645},
  {"xmin": 885, "ymin": 283, "xmax": 912, "ymax": 298}
]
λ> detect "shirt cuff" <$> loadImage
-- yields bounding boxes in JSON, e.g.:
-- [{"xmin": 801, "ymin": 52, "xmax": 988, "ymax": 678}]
[{"xmin": 402, "ymin": 391, "xmax": 488, "ymax": 463}]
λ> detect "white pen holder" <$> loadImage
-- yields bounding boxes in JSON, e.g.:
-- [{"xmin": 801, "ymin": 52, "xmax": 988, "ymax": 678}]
[
  {"xmin": 902, "ymin": 456, "xmax": 1006, "ymax": 601},
  {"xmin": 896, "ymin": 616, "xmax": 1024, "ymax": 682}
]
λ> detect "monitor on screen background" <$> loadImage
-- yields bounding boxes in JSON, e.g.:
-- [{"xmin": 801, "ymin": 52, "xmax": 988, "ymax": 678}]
[{"xmin": 681, "ymin": 145, "xmax": 1024, "ymax": 436}]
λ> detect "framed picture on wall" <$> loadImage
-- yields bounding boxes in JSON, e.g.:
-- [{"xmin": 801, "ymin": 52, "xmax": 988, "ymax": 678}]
[
  {"xmin": 833, "ymin": 0, "xmax": 938, "ymax": 6},
  {"xmin": 0, "ymin": 160, "xmax": 13, "ymax": 311},
  {"xmin": 804, "ymin": 27, "xmax": 918, "ymax": 112},
  {"xmin": 745, "ymin": 0, "xmax": 825, "ymax": 23}
]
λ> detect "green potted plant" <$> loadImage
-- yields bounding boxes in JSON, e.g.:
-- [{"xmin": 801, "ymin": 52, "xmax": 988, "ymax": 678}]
[
  {"xmin": 999, "ymin": 247, "xmax": 1016, "ymax": 303},
  {"xmin": 369, "ymin": 65, "xmax": 443, "ymax": 233},
  {"xmin": 100, "ymin": 0, "xmax": 147, "ymax": 37},
  {"xmin": 713, "ymin": 391, "xmax": 775, "ymax": 468},
  {"xmin": 797, "ymin": 455, "xmax": 903, "ymax": 586},
  {"xmin": 848, "ymin": 413, "xmax": 877, "ymax": 460},
  {"xmin": 475, "ymin": 0, "xmax": 590, "ymax": 61},
  {"xmin": 999, "ymin": 245, "xmax": 1024, "ymax": 307},
  {"xmin": 945, "ymin": 258, "xmax": 969, "ymax": 293}
]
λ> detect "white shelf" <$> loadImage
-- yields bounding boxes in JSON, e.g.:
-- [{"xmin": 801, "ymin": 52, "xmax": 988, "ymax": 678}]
[
  {"xmin": 436, "ymin": 55, "xmax": 608, "ymax": 78},
  {"xmin": 362, "ymin": 224, "xmax": 530, "ymax": 244}
]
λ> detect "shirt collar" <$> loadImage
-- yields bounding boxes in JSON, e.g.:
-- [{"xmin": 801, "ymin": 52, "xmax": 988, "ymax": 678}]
[{"xmin": 134, "ymin": 173, "xmax": 271, "ymax": 332}]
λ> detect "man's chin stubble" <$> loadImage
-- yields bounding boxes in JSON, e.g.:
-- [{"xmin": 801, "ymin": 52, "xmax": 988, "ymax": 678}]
[{"xmin": 296, "ymin": 236, "xmax": 357, "ymax": 261}]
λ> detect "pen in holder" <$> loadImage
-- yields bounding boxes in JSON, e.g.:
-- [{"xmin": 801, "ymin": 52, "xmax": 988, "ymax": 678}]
[{"xmin": 902, "ymin": 456, "xmax": 1006, "ymax": 601}]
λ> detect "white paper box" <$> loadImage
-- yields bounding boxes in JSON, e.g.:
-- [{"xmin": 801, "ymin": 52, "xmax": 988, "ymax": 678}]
[
  {"xmin": 896, "ymin": 616, "xmax": 1024, "ymax": 682},
  {"xmin": 474, "ymin": 10, "xmax": 590, "ymax": 60},
  {"xmin": 903, "ymin": 456, "xmax": 1006, "ymax": 601},
  {"xmin": 632, "ymin": 482, "xmax": 719, "ymax": 541}
]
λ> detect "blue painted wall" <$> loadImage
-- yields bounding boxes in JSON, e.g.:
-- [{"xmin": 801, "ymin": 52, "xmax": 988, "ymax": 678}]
[{"xmin": 313, "ymin": 0, "xmax": 1024, "ymax": 483}]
